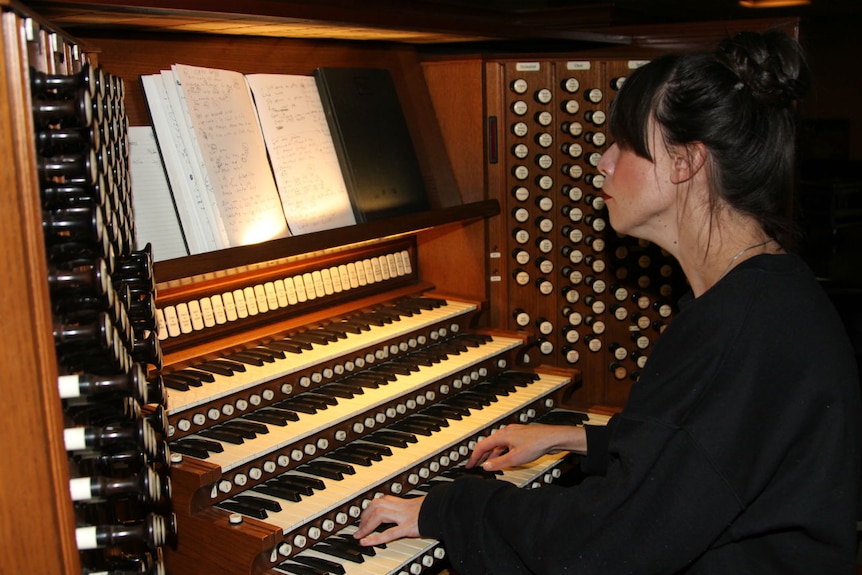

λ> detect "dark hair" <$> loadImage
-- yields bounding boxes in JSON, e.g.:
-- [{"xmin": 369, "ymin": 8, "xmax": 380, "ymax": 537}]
[{"xmin": 609, "ymin": 30, "xmax": 811, "ymax": 245}]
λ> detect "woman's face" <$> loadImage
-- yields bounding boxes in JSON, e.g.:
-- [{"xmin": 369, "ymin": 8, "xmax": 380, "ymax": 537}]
[{"xmin": 597, "ymin": 123, "xmax": 680, "ymax": 248}]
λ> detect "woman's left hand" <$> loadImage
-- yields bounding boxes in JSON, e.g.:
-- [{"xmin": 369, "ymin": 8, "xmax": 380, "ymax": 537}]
[{"xmin": 353, "ymin": 494, "xmax": 425, "ymax": 546}]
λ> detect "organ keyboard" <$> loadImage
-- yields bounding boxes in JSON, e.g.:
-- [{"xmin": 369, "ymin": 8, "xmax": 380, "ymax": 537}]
[{"xmin": 154, "ymin": 237, "xmax": 594, "ymax": 575}]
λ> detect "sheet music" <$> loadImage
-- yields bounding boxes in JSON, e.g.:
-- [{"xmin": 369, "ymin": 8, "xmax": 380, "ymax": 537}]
[
  {"xmin": 141, "ymin": 73, "xmax": 220, "ymax": 254},
  {"xmin": 128, "ymin": 126, "xmax": 189, "ymax": 261},
  {"xmin": 246, "ymin": 74, "xmax": 356, "ymax": 235},
  {"xmin": 171, "ymin": 64, "xmax": 291, "ymax": 246}
]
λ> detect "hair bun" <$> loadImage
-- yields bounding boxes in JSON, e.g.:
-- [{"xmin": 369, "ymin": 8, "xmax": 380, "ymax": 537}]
[{"xmin": 717, "ymin": 30, "xmax": 810, "ymax": 107}]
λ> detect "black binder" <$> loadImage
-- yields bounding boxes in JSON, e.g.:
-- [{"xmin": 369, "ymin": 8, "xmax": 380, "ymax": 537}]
[{"xmin": 314, "ymin": 67, "xmax": 430, "ymax": 223}]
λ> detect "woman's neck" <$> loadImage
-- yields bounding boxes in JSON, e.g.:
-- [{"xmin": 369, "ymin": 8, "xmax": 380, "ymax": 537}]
[{"xmin": 679, "ymin": 215, "xmax": 781, "ymax": 297}]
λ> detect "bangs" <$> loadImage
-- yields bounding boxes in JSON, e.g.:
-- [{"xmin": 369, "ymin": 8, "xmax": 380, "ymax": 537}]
[{"xmin": 608, "ymin": 54, "xmax": 680, "ymax": 161}]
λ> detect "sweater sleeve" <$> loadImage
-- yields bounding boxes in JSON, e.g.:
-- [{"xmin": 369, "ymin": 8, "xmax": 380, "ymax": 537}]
[
  {"xmin": 578, "ymin": 415, "xmax": 617, "ymax": 475},
  {"xmin": 417, "ymin": 415, "xmax": 744, "ymax": 575}
]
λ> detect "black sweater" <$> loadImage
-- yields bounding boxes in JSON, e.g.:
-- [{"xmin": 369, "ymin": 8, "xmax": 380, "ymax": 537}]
[{"xmin": 419, "ymin": 254, "xmax": 861, "ymax": 574}]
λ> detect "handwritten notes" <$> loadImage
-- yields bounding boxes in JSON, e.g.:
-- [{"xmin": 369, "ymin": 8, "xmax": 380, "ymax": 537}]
[
  {"xmin": 171, "ymin": 64, "xmax": 290, "ymax": 247},
  {"xmin": 246, "ymin": 74, "xmax": 356, "ymax": 234}
]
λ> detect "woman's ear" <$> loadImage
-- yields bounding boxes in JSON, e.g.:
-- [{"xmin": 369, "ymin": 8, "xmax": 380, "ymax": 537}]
[{"xmin": 669, "ymin": 142, "xmax": 707, "ymax": 184}]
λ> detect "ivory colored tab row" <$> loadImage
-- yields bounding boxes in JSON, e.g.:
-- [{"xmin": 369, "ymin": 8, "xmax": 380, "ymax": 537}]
[{"xmin": 156, "ymin": 250, "xmax": 413, "ymax": 340}]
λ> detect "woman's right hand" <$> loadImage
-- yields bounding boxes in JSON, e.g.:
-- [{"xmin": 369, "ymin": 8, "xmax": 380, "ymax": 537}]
[{"xmin": 465, "ymin": 424, "xmax": 587, "ymax": 472}]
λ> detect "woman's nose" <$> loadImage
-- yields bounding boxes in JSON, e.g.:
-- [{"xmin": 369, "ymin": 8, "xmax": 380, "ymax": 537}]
[{"xmin": 597, "ymin": 143, "xmax": 616, "ymax": 177}]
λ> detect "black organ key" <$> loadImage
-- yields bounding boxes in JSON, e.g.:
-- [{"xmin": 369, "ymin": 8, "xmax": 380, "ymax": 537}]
[
  {"xmin": 350, "ymin": 442, "xmax": 391, "ymax": 459},
  {"xmin": 221, "ymin": 420, "xmax": 267, "ymax": 438},
  {"xmin": 213, "ymin": 423, "xmax": 257, "ymax": 440},
  {"xmin": 270, "ymin": 477, "xmax": 316, "ymax": 496},
  {"xmin": 194, "ymin": 359, "xmax": 244, "ymax": 376},
  {"xmin": 421, "ymin": 404, "xmax": 469, "ymax": 420},
  {"xmin": 358, "ymin": 313, "xmax": 388, "ymax": 327},
  {"xmin": 364, "ymin": 430, "xmax": 417, "ymax": 448},
  {"xmin": 444, "ymin": 465, "xmax": 502, "ymax": 479},
  {"xmin": 301, "ymin": 460, "xmax": 355, "ymax": 479},
  {"xmin": 253, "ymin": 345, "xmax": 286, "ymax": 360},
  {"xmin": 243, "ymin": 409, "xmax": 293, "ymax": 426},
  {"xmin": 444, "ymin": 394, "xmax": 487, "ymax": 411},
  {"xmin": 303, "ymin": 392, "xmax": 338, "ymax": 407},
  {"xmin": 234, "ymin": 494, "xmax": 282, "ymax": 512},
  {"xmin": 389, "ymin": 419, "xmax": 435, "ymax": 437},
  {"xmin": 310, "ymin": 543, "xmax": 364, "ymax": 564},
  {"xmin": 217, "ymin": 499, "xmax": 269, "ymax": 520},
  {"xmin": 290, "ymin": 332, "xmax": 334, "ymax": 346},
  {"xmin": 332, "ymin": 320, "xmax": 368, "ymax": 334},
  {"xmin": 167, "ymin": 442, "xmax": 209, "ymax": 459},
  {"xmin": 329, "ymin": 535, "xmax": 377, "ymax": 556},
  {"xmin": 198, "ymin": 427, "xmax": 245, "ymax": 445},
  {"xmin": 253, "ymin": 482, "xmax": 303, "ymax": 502},
  {"xmin": 411, "ymin": 349, "xmax": 448, "ymax": 364},
  {"xmin": 290, "ymin": 555, "xmax": 346, "ymax": 575},
  {"xmin": 439, "ymin": 339, "xmax": 469, "ymax": 353},
  {"xmin": 369, "ymin": 308, "xmax": 402, "ymax": 322},
  {"xmin": 315, "ymin": 328, "xmax": 348, "ymax": 340},
  {"xmin": 326, "ymin": 449, "xmax": 373, "ymax": 467},
  {"xmin": 176, "ymin": 437, "xmax": 223, "ymax": 453},
  {"xmin": 161, "ymin": 374, "xmax": 196, "ymax": 391},
  {"xmin": 223, "ymin": 351, "xmax": 265, "ymax": 367},
  {"xmin": 234, "ymin": 348, "xmax": 279, "ymax": 362},
  {"xmin": 320, "ymin": 383, "xmax": 361, "ymax": 399},
  {"xmin": 538, "ymin": 410, "xmax": 589, "ymax": 426},
  {"xmin": 263, "ymin": 340, "xmax": 307, "ymax": 354},
  {"xmin": 277, "ymin": 562, "xmax": 327, "ymax": 575},
  {"xmin": 373, "ymin": 363, "xmax": 415, "ymax": 376},
  {"xmin": 285, "ymin": 474, "xmax": 327, "ymax": 491},
  {"xmin": 278, "ymin": 399, "xmax": 317, "ymax": 415},
  {"xmin": 296, "ymin": 462, "xmax": 345, "ymax": 481},
  {"xmin": 177, "ymin": 368, "xmax": 215, "ymax": 383}
]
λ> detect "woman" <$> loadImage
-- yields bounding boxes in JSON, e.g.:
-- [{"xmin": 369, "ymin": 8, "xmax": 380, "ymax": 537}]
[{"xmin": 353, "ymin": 30, "xmax": 861, "ymax": 573}]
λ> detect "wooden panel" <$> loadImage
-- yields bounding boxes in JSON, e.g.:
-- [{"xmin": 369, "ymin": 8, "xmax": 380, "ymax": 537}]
[
  {"xmin": 419, "ymin": 58, "xmax": 490, "ymax": 317},
  {"xmin": 0, "ymin": 8, "xmax": 80, "ymax": 575}
]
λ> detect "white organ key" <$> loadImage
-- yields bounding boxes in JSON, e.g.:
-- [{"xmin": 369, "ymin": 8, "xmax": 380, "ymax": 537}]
[
  {"xmin": 255, "ymin": 284, "xmax": 270, "ymax": 313},
  {"xmin": 210, "ymin": 295, "xmax": 227, "ymax": 325},
  {"xmin": 166, "ymin": 300, "xmax": 478, "ymax": 414},
  {"xmin": 393, "ymin": 252, "xmax": 405, "ymax": 277},
  {"xmin": 362, "ymin": 260, "xmax": 374, "ymax": 284},
  {"xmin": 400, "ymin": 250, "xmax": 412, "ymax": 275},
  {"xmin": 156, "ymin": 308, "xmax": 168, "ymax": 340},
  {"xmin": 222, "ymin": 292, "xmax": 238, "ymax": 321},
  {"xmin": 200, "ymin": 297, "xmax": 216, "ymax": 328},
  {"xmin": 188, "ymin": 299, "xmax": 204, "ymax": 331},
  {"xmin": 245, "ymin": 286, "xmax": 259, "ymax": 315},
  {"xmin": 235, "ymin": 374, "xmax": 569, "ymax": 534},
  {"xmin": 303, "ymin": 273, "xmax": 317, "ymax": 300},
  {"xmin": 176, "ymin": 302, "xmax": 192, "ymax": 334},
  {"xmin": 186, "ymin": 333, "xmax": 521, "ymax": 471},
  {"xmin": 320, "ymin": 269, "xmax": 334, "ymax": 295},
  {"xmin": 338, "ymin": 265, "xmax": 352, "ymax": 290},
  {"xmin": 386, "ymin": 254, "xmax": 398, "ymax": 278},
  {"xmin": 274, "ymin": 279, "xmax": 289, "ymax": 308},
  {"xmin": 233, "ymin": 289, "xmax": 249, "ymax": 319},
  {"xmin": 312, "ymin": 270, "xmax": 327, "ymax": 298},
  {"xmin": 346, "ymin": 263, "xmax": 360, "ymax": 288},
  {"xmin": 373, "ymin": 257, "xmax": 386, "ymax": 282}
]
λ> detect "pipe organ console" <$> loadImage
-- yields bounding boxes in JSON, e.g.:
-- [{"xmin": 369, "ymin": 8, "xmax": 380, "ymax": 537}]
[
  {"xmin": 2, "ymin": 3, "xmax": 793, "ymax": 574},
  {"xmin": 152, "ymin": 236, "xmax": 599, "ymax": 574}
]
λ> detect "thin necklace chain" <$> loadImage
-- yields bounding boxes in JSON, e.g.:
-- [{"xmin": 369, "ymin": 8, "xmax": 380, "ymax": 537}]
[{"xmin": 718, "ymin": 238, "xmax": 776, "ymax": 281}]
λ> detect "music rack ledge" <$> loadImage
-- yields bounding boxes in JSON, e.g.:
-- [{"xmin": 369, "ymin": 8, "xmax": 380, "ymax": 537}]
[{"xmin": 153, "ymin": 199, "xmax": 501, "ymax": 283}]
